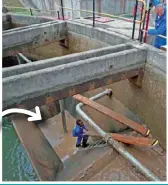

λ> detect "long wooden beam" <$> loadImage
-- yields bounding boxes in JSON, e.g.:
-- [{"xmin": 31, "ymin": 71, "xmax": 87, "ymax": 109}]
[
  {"xmin": 111, "ymin": 133, "xmax": 158, "ymax": 147},
  {"xmin": 73, "ymin": 94, "xmax": 150, "ymax": 136},
  {"xmin": 88, "ymin": 132, "xmax": 157, "ymax": 147}
]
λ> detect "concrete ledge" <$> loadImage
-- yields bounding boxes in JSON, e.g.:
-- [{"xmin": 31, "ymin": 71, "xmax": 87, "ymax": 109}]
[
  {"xmin": 67, "ymin": 21, "xmax": 130, "ymax": 45},
  {"xmin": 145, "ymin": 45, "xmax": 166, "ymax": 73},
  {"xmin": 3, "ymin": 20, "xmax": 60, "ymax": 34},
  {"xmin": 3, "ymin": 13, "xmax": 53, "ymax": 25},
  {"xmin": 3, "ymin": 21, "xmax": 67, "ymax": 57},
  {"xmin": 3, "ymin": 48, "xmax": 146, "ymax": 109},
  {"xmin": 3, "ymin": 43, "xmax": 133, "ymax": 78}
]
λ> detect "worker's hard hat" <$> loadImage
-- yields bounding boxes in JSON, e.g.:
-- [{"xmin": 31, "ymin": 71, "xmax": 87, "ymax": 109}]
[{"xmin": 152, "ymin": 0, "xmax": 162, "ymax": 6}]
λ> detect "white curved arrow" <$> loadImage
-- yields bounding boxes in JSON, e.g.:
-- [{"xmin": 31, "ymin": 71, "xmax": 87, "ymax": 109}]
[{"xmin": 2, "ymin": 106, "xmax": 42, "ymax": 121}]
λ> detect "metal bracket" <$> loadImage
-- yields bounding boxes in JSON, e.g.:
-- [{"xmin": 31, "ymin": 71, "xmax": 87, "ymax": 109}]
[{"xmin": 104, "ymin": 133, "xmax": 111, "ymax": 143}]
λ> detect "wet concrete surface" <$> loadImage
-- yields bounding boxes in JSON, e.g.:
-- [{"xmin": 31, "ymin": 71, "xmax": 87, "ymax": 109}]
[
  {"xmin": 56, "ymin": 146, "xmax": 113, "ymax": 181},
  {"xmin": 38, "ymin": 97, "xmax": 166, "ymax": 181},
  {"xmin": 38, "ymin": 112, "xmax": 76, "ymax": 160},
  {"xmin": 90, "ymin": 143, "xmax": 166, "ymax": 181},
  {"xmin": 11, "ymin": 115, "xmax": 63, "ymax": 181},
  {"xmin": 23, "ymin": 41, "xmax": 72, "ymax": 60}
]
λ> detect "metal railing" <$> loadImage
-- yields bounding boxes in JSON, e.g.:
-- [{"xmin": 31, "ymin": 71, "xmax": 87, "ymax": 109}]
[
  {"xmin": 4, "ymin": 0, "xmax": 146, "ymax": 24},
  {"xmin": 3, "ymin": 0, "xmax": 166, "ymax": 42}
]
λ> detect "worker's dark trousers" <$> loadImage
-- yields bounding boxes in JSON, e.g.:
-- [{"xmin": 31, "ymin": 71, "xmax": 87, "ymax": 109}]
[{"xmin": 76, "ymin": 134, "xmax": 88, "ymax": 146}]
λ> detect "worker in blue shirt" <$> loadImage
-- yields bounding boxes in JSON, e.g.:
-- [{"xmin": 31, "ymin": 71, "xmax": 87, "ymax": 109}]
[
  {"xmin": 147, "ymin": 2, "xmax": 166, "ymax": 49},
  {"xmin": 72, "ymin": 119, "xmax": 89, "ymax": 148}
]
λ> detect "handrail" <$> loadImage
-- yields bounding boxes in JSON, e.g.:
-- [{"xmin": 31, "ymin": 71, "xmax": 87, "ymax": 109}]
[
  {"xmin": 5, "ymin": 0, "xmax": 146, "ymax": 24},
  {"xmin": 142, "ymin": 29, "xmax": 167, "ymax": 39}
]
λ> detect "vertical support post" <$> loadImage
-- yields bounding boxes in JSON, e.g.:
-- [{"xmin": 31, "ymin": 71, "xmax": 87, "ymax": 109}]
[
  {"xmin": 30, "ymin": 8, "xmax": 33, "ymax": 16},
  {"xmin": 138, "ymin": 4, "xmax": 144, "ymax": 40},
  {"xmin": 57, "ymin": 11, "xmax": 60, "ymax": 19},
  {"xmin": 93, "ymin": 0, "xmax": 95, "ymax": 27},
  {"xmin": 140, "ymin": 10, "xmax": 147, "ymax": 42},
  {"xmin": 60, "ymin": 0, "xmax": 64, "ymax": 20},
  {"xmin": 144, "ymin": 8, "xmax": 151, "ymax": 43},
  {"xmin": 97, "ymin": 0, "xmax": 101, "ymax": 16},
  {"xmin": 59, "ymin": 99, "xmax": 67, "ymax": 133},
  {"xmin": 71, "ymin": 0, "xmax": 74, "ymax": 20},
  {"xmin": 132, "ymin": 0, "xmax": 138, "ymax": 39}
]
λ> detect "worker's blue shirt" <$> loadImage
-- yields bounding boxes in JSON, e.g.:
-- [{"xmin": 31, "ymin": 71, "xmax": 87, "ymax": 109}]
[
  {"xmin": 72, "ymin": 124, "xmax": 86, "ymax": 137},
  {"xmin": 147, "ymin": 8, "xmax": 166, "ymax": 48}
]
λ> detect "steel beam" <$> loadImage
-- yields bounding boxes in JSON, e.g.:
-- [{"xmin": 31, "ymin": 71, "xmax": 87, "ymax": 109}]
[{"xmin": 3, "ymin": 66, "xmax": 144, "ymax": 110}]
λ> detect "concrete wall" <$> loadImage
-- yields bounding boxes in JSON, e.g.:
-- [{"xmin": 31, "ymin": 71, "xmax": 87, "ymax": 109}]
[
  {"xmin": 2, "ymin": 13, "xmax": 52, "ymax": 31},
  {"xmin": 109, "ymin": 49, "xmax": 166, "ymax": 148},
  {"xmin": 2, "ymin": 18, "xmax": 166, "ymax": 149},
  {"xmin": 80, "ymin": 0, "xmax": 135, "ymax": 17},
  {"xmin": 67, "ymin": 21, "xmax": 130, "ymax": 45},
  {"xmin": 10, "ymin": 29, "xmax": 110, "ymax": 60},
  {"xmin": 3, "ymin": 21, "xmax": 67, "ymax": 57},
  {"xmin": 2, "ymin": 21, "xmax": 130, "ymax": 77},
  {"xmin": 3, "ymin": 44, "xmax": 132, "ymax": 78},
  {"xmin": 10, "ymin": 13, "xmax": 50, "ymax": 25},
  {"xmin": 3, "ymin": 47, "xmax": 145, "ymax": 109},
  {"xmin": 20, "ymin": 0, "xmax": 61, "ymax": 16},
  {"xmin": 67, "ymin": 45, "xmax": 166, "ymax": 148},
  {"xmin": 20, "ymin": 0, "xmax": 136, "ymax": 19}
]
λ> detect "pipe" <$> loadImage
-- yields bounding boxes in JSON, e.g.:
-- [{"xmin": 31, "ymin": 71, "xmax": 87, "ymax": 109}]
[
  {"xmin": 76, "ymin": 89, "xmax": 160, "ymax": 181},
  {"xmin": 132, "ymin": 0, "xmax": 138, "ymax": 39},
  {"xmin": 142, "ymin": 29, "xmax": 167, "ymax": 39}
]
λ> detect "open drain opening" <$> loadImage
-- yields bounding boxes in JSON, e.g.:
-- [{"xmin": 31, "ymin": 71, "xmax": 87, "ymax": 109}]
[
  {"xmin": 2, "ymin": 56, "xmax": 19, "ymax": 68},
  {"xmin": 2, "ymin": 55, "xmax": 38, "ymax": 68}
]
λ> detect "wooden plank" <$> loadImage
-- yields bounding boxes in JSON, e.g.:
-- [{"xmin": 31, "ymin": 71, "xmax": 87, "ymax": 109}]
[
  {"xmin": 87, "ymin": 131, "xmax": 157, "ymax": 147},
  {"xmin": 11, "ymin": 115, "xmax": 63, "ymax": 181},
  {"xmin": 111, "ymin": 133, "xmax": 158, "ymax": 147},
  {"xmin": 73, "ymin": 94, "xmax": 149, "ymax": 136}
]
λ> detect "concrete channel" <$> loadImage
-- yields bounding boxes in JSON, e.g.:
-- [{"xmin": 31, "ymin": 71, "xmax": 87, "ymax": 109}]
[{"xmin": 2, "ymin": 13, "xmax": 166, "ymax": 181}]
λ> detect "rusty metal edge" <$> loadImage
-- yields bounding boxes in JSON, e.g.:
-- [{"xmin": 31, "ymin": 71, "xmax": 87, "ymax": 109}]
[{"xmin": 3, "ymin": 66, "xmax": 144, "ymax": 110}]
